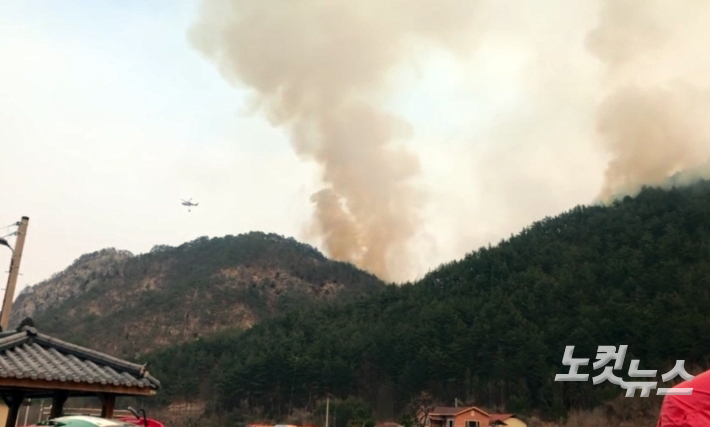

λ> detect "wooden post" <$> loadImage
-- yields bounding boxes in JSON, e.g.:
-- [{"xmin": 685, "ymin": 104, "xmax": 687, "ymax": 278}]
[
  {"xmin": 0, "ymin": 217, "xmax": 29, "ymax": 331},
  {"xmin": 5, "ymin": 393, "xmax": 25, "ymax": 427},
  {"xmin": 49, "ymin": 392, "xmax": 68, "ymax": 419},
  {"xmin": 98, "ymin": 394, "xmax": 115, "ymax": 419}
]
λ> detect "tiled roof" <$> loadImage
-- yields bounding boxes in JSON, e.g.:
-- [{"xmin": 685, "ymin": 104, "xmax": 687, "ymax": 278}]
[
  {"xmin": 489, "ymin": 414, "xmax": 514, "ymax": 422},
  {"xmin": 429, "ymin": 406, "xmax": 491, "ymax": 417},
  {"xmin": 430, "ymin": 407, "xmax": 471, "ymax": 416},
  {"xmin": 0, "ymin": 324, "xmax": 160, "ymax": 391}
]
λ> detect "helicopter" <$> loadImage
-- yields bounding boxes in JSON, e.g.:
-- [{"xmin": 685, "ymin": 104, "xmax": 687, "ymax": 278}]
[{"xmin": 181, "ymin": 198, "xmax": 199, "ymax": 212}]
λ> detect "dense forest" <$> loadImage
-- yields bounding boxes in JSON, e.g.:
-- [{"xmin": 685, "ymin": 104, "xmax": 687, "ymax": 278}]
[{"xmin": 137, "ymin": 181, "xmax": 710, "ymax": 426}]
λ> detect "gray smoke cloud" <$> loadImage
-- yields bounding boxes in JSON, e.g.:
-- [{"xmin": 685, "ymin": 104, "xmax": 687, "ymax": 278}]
[
  {"xmin": 588, "ymin": 0, "xmax": 710, "ymax": 202},
  {"xmin": 188, "ymin": 0, "xmax": 482, "ymax": 281},
  {"xmin": 188, "ymin": 0, "xmax": 710, "ymax": 281}
]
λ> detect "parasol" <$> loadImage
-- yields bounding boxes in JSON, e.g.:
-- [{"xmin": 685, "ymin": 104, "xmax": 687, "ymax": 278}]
[{"xmin": 38, "ymin": 416, "xmax": 138, "ymax": 427}]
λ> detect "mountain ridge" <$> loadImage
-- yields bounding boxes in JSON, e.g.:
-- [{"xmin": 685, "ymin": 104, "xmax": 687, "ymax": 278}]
[
  {"xmin": 11, "ymin": 247, "xmax": 135, "ymax": 326},
  {"xmin": 135, "ymin": 180, "xmax": 710, "ymax": 426},
  {"xmin": 12, "ymin": 231, "xmax": 385, "ymax": 357},
  {"xmin": 16, "ymin": 181, "xmax": 710, "ymax": 426}
]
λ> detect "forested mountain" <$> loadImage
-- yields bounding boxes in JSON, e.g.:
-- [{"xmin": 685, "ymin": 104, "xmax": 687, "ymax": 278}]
[
  {"xmin": 15, "ymin": 232, "xmax": 384, "ymax": 358},
  {"xmin": 136, "ymin": 181, "xmax": 710, "ymax": 426}
]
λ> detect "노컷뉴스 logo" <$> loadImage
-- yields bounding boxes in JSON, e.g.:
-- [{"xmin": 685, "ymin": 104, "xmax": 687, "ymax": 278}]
[{"xmin": 554, "ymin": 345, "xmax": 694, "ymax": 397}]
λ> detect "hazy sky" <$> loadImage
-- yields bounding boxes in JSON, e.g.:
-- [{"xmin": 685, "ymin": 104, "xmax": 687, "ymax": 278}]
[{"xmin": 0, "ymin": 0, "xmax": 620, "ymax": 290}]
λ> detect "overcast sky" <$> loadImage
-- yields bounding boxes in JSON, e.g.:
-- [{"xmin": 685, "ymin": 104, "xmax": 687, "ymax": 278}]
[{"xmin": 0, "ymin": 0, "xmax": 613, "ymax": 291}]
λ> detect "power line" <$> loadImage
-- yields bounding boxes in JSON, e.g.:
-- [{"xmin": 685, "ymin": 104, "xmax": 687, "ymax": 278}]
[
  {"xmin": 0, "ymin": 232, "xmax": 17, "ymax": 240},
  {"xmin": 1, "ymin": 222, "xmax": 19, "ymax": 241}
]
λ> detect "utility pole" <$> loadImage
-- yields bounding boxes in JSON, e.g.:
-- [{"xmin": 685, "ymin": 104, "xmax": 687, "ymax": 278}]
[{"xmin": 0, "ymin": 217, "xmax": 29, "ymax": 331}]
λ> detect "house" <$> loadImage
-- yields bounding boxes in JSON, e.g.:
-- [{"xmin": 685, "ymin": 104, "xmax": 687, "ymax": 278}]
[
  {"xmin": 489, "ymin": 414, "xmax": 526, "ymax": 427},
  {"xmin": 425, "ymin": 406, "xmax": 491, "ymax": 427}
]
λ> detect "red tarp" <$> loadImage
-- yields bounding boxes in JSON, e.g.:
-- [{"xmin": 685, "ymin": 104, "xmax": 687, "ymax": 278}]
[{"xmin": 657, "ymin": 369, "xmax": 710, "ymax": 426}]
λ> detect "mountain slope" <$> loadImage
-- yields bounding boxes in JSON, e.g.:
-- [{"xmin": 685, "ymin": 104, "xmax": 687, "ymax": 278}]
[
  {"xmin": 138, "ymin": 181, "xmax": 710, "ymax": 424},
  {"xmin": 14, "ymin": 232, "xmax": 385, "ymax": 358},
  {"xmin": 12, "ymin": 247, "xmax": 134, "ymax": 323}
]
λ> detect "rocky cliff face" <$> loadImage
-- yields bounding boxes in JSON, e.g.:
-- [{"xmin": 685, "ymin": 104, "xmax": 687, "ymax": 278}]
[
  {"xmin": 11, "ymin": 232, "xmax": 385, "ymax": 358},
  {"xmin": 10, "ymin": 248, "xmax": 134, "ymax": 326}
]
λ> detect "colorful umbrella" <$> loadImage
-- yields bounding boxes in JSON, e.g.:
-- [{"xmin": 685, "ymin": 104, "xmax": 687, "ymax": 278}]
[{"xmin": 38, "ymin": 416, "xmax": 138, "ymax": 427}]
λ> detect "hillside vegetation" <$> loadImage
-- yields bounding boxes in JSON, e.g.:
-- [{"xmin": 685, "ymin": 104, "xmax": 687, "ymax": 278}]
[
  {"xmin": 16, "ymin": 232, "xmax": 384, "ymax": 358},
  {"xmin": 137, "ymin": 181, "xmax": 710, "ymax": 425}
]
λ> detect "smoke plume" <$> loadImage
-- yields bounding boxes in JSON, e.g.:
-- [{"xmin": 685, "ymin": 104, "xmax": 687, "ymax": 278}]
[
  {"xmin": 188, "ymin": 0, "xmax": 710, "ymax": 281},
  {"xmin": 188, "ymin": 0, "xmax": 480, "ymax": 281},
  {"xmin": 588, "ymin": 0, "xmax": 710, "ymax": 202}
]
